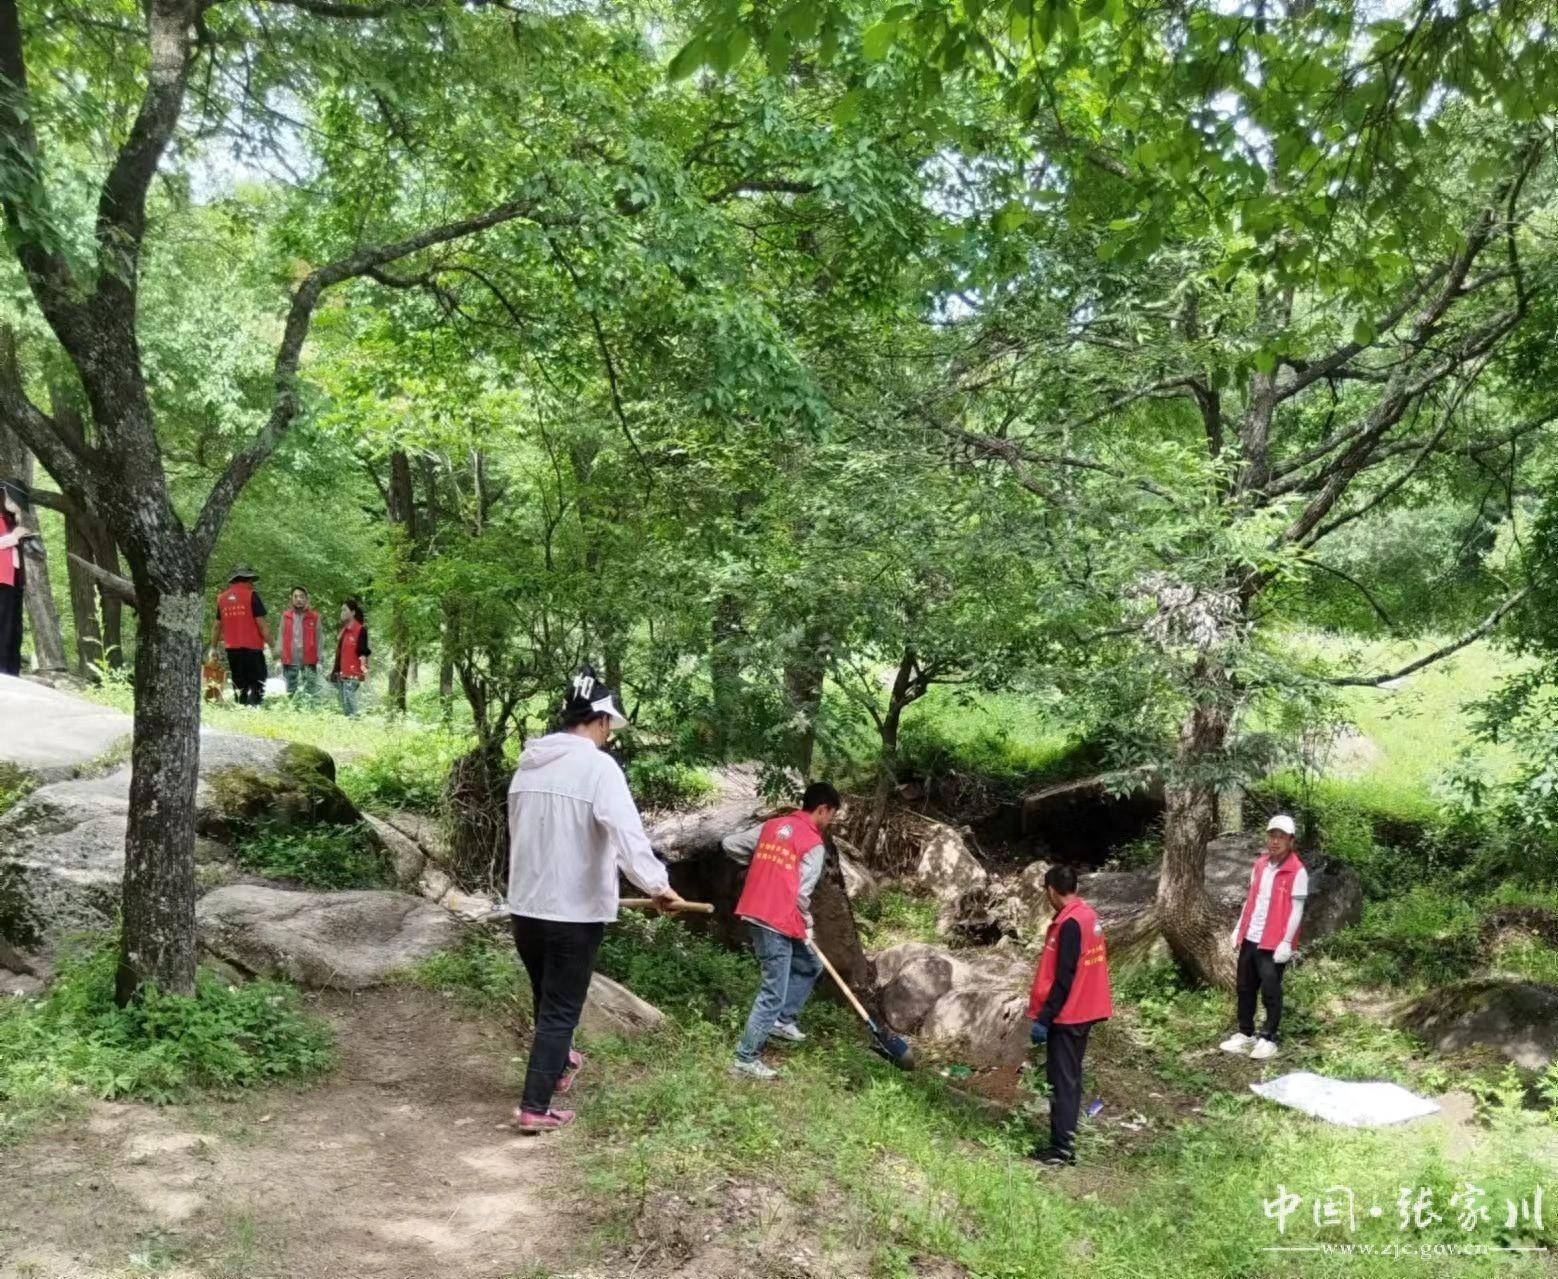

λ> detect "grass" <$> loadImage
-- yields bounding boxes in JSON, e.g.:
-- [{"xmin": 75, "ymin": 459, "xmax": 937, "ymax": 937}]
[
  {"xmin": 0, "ymin": 943, "xmax": 334, "ymax": 1146},
  {"xmin": 854, "ymin": 886, "xmax": 944, "ymax": 951},
  {"xmin": 232, "ymin": 822, "xmax": 392, "ymax": 890}
]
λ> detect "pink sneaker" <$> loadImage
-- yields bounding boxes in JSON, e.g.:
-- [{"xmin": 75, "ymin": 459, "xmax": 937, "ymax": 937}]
[
  {"xmin": 512, "ymin": 1107, "xmax": 575, "ymax": 1134},
  {"xmin": 555, "ymin": 1049, "xmax": 585, "ymax": 1095}
]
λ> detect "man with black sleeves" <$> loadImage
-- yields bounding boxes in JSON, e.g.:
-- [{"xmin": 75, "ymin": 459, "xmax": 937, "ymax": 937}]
[{"xmin": 1027, "ymin": 864, "xmax": 1113, "ymax": 1166}]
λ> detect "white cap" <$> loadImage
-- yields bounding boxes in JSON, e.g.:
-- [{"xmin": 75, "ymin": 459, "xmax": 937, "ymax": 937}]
[{"xmin": 1267, "ymin": 814, "xmax": 1296, "ymax": 836}]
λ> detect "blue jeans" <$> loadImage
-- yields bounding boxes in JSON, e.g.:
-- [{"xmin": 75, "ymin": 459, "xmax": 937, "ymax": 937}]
[
  {"xmin": 337, "ymin": 676, "xmax": 361, "ymax": 716},
  {"xmin": 735, "ymin": 923, "xmax": 821, "ymax": 1062}
]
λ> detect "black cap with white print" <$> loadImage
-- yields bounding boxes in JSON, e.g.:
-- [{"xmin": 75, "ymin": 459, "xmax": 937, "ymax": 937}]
[{"xmin": 563, "ymin": 665, "xmax": 629, "ymax": 730}]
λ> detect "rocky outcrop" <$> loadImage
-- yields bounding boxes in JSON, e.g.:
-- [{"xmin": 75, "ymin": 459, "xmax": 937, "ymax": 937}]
[
  {"xmin": 580, "ymin": 972, "xmax": 667, "ymax": 1037},
  {"xmin": 874, "ymin": 941, "xmax": 1030, "ymax": 1068},
  {"xmin": 645, "ymin": 764, "xmax": 874, "ymax": 1001},
  {"xmin": 1400, "ymin": 979, "xmax": 1558, "ymax": 1070},
  {"xmin": 196, "ymin": 885, "xmax": 465, "ymax": 989},
  {"xmin": 364, "ymin": 813, "xmax": 427, "ymax": 890},
  {"xmin": 0, "ymin": 679, "xmax": 383, "ymax": 956}
]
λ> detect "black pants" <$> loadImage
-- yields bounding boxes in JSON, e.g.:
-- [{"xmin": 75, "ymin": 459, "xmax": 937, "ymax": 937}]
[
  {"xmin": 0, "ymin": 574, "xmax": 22, "ymax": 677},
  {"xmin": 1236, "ymin": 939, "xmax": 1286, "ymax": 1040},
  {"xmin": 1045, "ymin": 1020, "xmax": 1093, "ymax": 1156},
  {"xmin": 227, "ymin": 647, "xmax": 267, "ymax": 705},
  {"xmin": 511, "ymin": 915, "xmax": 604, "ymax": 1113}
]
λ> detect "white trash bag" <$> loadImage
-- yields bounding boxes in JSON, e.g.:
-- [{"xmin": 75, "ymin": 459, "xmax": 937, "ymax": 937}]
[{"xmin": 1250, "ymin": 1071, "xmax": 1440, "ymax": 1127}]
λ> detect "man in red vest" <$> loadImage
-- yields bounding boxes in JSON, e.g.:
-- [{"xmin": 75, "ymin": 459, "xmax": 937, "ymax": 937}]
[
  {"xmin": 209, "ymin": 566, "xmax": 271, "ymax": 706},
  {"xmin": 1221, "ymin": 814, "xmax": 1308, "ymax": 1062},
  {"xmin": 276, "ymin": 586, "xmax": 323, "ymax": 701},
  {"xmin": 724, "ymin": 781, "xmax": 842, "ymax": 1079},
  {"xmin": 1027, "ymin": 863, "xmax": 1113, "ymax": 1165}
]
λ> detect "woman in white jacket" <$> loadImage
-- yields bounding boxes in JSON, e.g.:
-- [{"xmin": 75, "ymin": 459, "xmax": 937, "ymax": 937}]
[{"xmin": 506, "ymin": 668, "xmax": 685, "ymax": 1133}]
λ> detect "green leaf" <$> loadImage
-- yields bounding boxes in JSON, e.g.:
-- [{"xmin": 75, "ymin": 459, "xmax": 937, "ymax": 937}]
[
  {"xmin": 1352, "ymin": 319, "xmax": 1377, "ymax": 347},
  {"xmin": 667, "ymin": 37, "xmax": 706, "ymax": 80},
  {"xmin": 861, "ymin": 19, "xmax": 897, "ymax": 60},
  {"xmin": 1252, "ymin": 348, "xmax": 1278, "ymax": 375}
]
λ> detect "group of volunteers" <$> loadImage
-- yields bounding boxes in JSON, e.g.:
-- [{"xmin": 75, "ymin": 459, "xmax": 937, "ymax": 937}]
[
  {"xmin": 502, "ymin": 665, "xmax": 1312, "ymax": 1167},
  {"xmin": 209, "ymin": 566, "xmax": 371, "ymax": 714}
]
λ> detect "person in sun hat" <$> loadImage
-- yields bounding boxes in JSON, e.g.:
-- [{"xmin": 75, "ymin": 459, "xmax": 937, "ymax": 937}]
[
  {"xmin": 1220, "ymin": 814, "xmax": 1309, "ymax": 1062},
  {"xmin": 208, "ymin": 564, "xmax": 271, "ymax": 706},
  {"xmin": 504, "ymin": 665, "xmax": 688, "ymax": 1134}
]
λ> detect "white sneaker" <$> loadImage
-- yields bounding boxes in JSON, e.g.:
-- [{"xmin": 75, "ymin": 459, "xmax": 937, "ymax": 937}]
[
  {"xmin": 769, "ymin": 1021, "xmax": 806, "ymax": 1043},
  {"xmin": 1249, "ymin": 1037, "xmax": 1279, "ymax": 1061},
  {"xmin": 729, "ymin": 1057, "xmax": 779, "ymax": 1080},
  {"xmin": 1219, "ymin": 1033, "xmax": 1257, "ymax": 1055}
]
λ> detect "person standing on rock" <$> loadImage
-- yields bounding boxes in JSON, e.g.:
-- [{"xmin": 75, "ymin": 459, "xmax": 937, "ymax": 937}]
[
  {"xmin": 1028, "ymin": 863, "xmax": 1113, "ymax": 1166},
  {"xmin": 210, "ymin": 565, "xmax": 271, "ymax": 706},
  {"xmin": 724, "ymin": 781, "xmax": 842, "ymax": 1080},
  {"xmin": 506, "ymin": 666, "xmax": 687, "ymax": 1133},
  {"xmin": 330, "ymin": 598, "xmax": 370, "ymax": 716},
  {"xmin": 1220, "ymin": 814, "xmax": 1308, "ymax": 1062},
  {"xmin": 0, "ymin": 477, "xmax": 35, "ymax": 677},
  {"xmin": 276, "ymin": 586, "xmax": 324, "ymax": 702}
]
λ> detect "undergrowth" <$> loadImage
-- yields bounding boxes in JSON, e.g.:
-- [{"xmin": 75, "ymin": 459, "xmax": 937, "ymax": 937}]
[
  {"xmin": 0, "ymin": 943, "xmax": 334, "ymax": 1145},
  {"xmin": 233, "ymin": 822, "xmax": 391, "ymax": 890}
]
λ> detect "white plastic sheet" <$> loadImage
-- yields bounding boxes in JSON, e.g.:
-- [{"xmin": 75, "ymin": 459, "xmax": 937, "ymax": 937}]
[{"xmin": 1250, "ymin": 1071, "xmax": 1440, "ymax": 1127}]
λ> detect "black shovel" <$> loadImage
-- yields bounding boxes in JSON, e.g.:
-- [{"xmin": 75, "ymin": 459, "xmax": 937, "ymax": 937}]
[{"xmin": 808, "ymin": 938, "xmax": 914, "ymax": 1069}]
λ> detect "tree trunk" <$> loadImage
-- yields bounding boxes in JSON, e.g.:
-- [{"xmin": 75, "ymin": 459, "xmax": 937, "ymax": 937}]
[
  {"xmin": 385, "ymin": 449, "xmax": 416, "ymax": 714},
  {"xmin": 64, "ymin": 513, "xmax": 104, "ymax": 673},
  {"xmin": 782, "ymin": 645, "xmax": 826, "ymax": 776},
  {"xmin": 858, "ymin": 649, "xmax": 915, "ymax": 859},
  {"xmin": 1156, "ymin": 681, "xmax": 1236, "ymax": 989},
  {"xmin": 96, "ymin": 533, "xmax": 125, "ymax": 668},
  {"xmin": 115, "ymin": 579, "xmax": 204, "ymax": 1003},
  {"xmin": 709, "ymin": 593, "xmax": 742, "ymax": 756}
]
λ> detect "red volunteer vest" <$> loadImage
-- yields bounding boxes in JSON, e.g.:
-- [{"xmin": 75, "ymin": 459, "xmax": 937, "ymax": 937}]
[
  {"xmin": 1028, "ymin": 897, "xmax": 1113, "ymax": 1025},
  {"xmin": 279, "ymin": 608, "xmax": 320, "ymax": 666},
  {"xmin": 734, "ymin": 810, "xmax": 822, "ymax": 940},
  {"xmin": 0, "ymin": 511, "xmax": 15, "ymax": 588},
  {"xmin": 336, "ymin": 619, "xmax": 365, "ymax": 679},
  {"xmin": 1235, "ymin": 852, "xmax": 1306, "ymax": 950},
  {"xmin": 217, "ymin": 581, "xmax": 265, "ymax": 649}
]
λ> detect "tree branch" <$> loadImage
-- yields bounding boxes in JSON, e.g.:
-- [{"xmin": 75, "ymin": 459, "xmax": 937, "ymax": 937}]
[
  {"xmin": 1327, "ymin": 588, "xmax": 1528, "ymax": 687},
  {"xmin": 192, "ymin": 198, "xmax": 564, "ymax": 559},
  {"xmin": 67, "ymin": 552, "xmax": 139, "ymax": 610}
]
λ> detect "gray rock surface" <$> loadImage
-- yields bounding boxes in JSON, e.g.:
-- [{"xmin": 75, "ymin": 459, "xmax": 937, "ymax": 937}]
[
  {"xmin": 1400, "ymin": 979, "xmax": 1558, "ymax": 1070},
  {"xmin": 874, "ymin": 940, "xmax": 1030, "ymax": 1068},
  {"xmin": 364, "ymin": 813, "xmax": 427, "ymax": 889},
  {"xmin": 579, "ymin": 972, "xmax": 667, "ymax": 1038},
  {"xmin": 0, "ymin": 674, "xmax": 131, "ymax": 782},
  {"xmin": 197, "ymin": 885, "xmax": 465, "ymax": 989}
]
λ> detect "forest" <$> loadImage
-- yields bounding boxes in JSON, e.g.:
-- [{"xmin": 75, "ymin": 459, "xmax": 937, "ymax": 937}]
[{"xmin": 2, "ymin": 0, "xmax": 1558, "ymax": 1276}]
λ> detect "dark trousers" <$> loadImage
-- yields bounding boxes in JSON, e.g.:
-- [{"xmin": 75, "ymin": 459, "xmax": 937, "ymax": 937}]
[
  {"xmin": 227, "ymin": 647, "xmax": 267, "ymax": 705},
  {"xmin": 0, "ymin": 574, "xmax": 22, "ymax": 677},
  {"xmin": 511, "ymin": 915, "xmax": 604, "ymax": 1113},
  {"xmin": 1046, "ymin": 1021, "xmax": 1093, "ymax": 1156},
  {"xmin": 1236, "ymin": 939, "xmax": 1287, "ymax": 1040}
]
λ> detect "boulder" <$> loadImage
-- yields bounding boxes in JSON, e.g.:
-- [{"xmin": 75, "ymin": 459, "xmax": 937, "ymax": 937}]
[
  {"xmin": 0, "ymin": 674, "xmax": 132, "ymax": 783},
  {"xmin": 1400, "ymin": 979, "xmax": 1558, "ymax": 1070},
  {"xmin": 579, "ymin": 972, "xmax": 667, "ymax": 1038},
  {"xmin": 873, "ymin": 940, "xmax": 1030, "ymax": 1068},
  {"xmin": 382, "ymin": 809, "xmax": 452, "ymax": 865},
  {"xmin": 196, "ymin": 885, "xmax": 465, "ymax": 989},
  {"xmin": 0, "ymin": 678, "xmax": 366, "ymax": 956},
  {"xmin": 914, "ymin": 820, "xmax": 988, "ymax": 907},
  {"xmin": 364, "ymin": 813, "xmax": 427, "ymax": 889}
]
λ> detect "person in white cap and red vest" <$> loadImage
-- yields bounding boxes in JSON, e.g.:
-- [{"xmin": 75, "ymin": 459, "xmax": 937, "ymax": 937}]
[
  {"xmin": 1027, "ymin": 863, "xmax": 1113, "ymax": 1166},
  {"xmin": 505, "ymin": 666, "xmax": 687, "ymax": 1133},
  {"xmin": 209, "ymin": 566, "xmax": 271, "ymax": 706},
  {"xmin": 724, "ymin": 781, "xmax": 842, "ymax": 1079},
  {"xmin": 1220, "ymin": 814, "xmax": 1308, "ymax": 1061},
  {"xmin": 276, "ymin": 586, "xmax": 324, "ymax": 701}
]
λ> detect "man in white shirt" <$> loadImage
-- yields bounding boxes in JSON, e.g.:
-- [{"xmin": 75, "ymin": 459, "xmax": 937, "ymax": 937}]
[
  {"xmin": 1220, "ymin": 814, "xmax": 1308, "ymax": 1061},
  {"xmin": 505, "ymin": 666, "xmax": 686, "ymax": 1132}
]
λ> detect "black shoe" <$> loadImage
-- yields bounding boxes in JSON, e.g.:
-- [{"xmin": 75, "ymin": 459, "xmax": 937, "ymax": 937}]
[{"xmin": 1029, "ymin": 1146, "xmax": 1075, "ymax": 1166}]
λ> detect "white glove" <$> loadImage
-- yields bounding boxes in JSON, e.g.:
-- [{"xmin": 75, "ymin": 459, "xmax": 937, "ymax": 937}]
[{"xmin": 1273, "ymin": 941, "xmax": 1293, "ymax": 964}]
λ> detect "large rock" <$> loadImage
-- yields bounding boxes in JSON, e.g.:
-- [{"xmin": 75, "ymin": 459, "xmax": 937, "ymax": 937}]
[
  {"xmin": 0, "ymin": 674, "xmax": 132, "ymax": 783},
  {"xmin": 580, "ymin": 972, "xmax": 667, "ymax": 1038},
  {"xmin": 196, "ymin": 885, "xmax": 464, "ymax": 989},
  {"xmin": 0, "ymin": 679, "xmax": 365, "ymax": 955},
  {"xmin": 364, "ymin": 813, "xmax": 427, "ymax": 889},
  {"xmin": 646, "ymin": 764, "xmax": 875, "ymax": 1003},
  {"xmin": 874, "ymin": 940, "xmax": 1030, "ymax": 1068},
  {"xmin": 1400, "ymin": 979, "xmax": 1558, "ymax": 1070}
]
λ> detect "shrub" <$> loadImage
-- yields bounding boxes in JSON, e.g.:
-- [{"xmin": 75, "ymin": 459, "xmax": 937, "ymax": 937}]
[
  {"xmin": 596, "ymin": 914, "xmax": 756, "ymax": 1026},
  {"xmin": 625, "ymin": 754, "xmax": 717, "ymax": 811},
  {"xmin": 234, "ymin": 822, "xmax": 391, "ymax": 890},
  {"xmin": 338, "ymin": 729, "xmax": 469, "ymax": 813},
  {"xmin": 401, "ymin": 929, "xmax": 530, "ymax": 1024},
  {"xmin": 0, "ymin": 944, "xmax": 334, "ymax": 1141},
  {"xmin": 0, "ymin": 762, "xmax": 34, "ymax": 820},
  {"xmin": 1317, "ymin": 886, "xmax": 1482, "ymax": 985},
  {"xmin": 854, "ymin": 887, "xmax": 942, "ymax": 949}
]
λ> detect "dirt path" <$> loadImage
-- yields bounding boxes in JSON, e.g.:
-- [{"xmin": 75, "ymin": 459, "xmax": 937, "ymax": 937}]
[{"xmin": 1, "ymin": 988, "xmax": 597, "ymax": 1279}]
